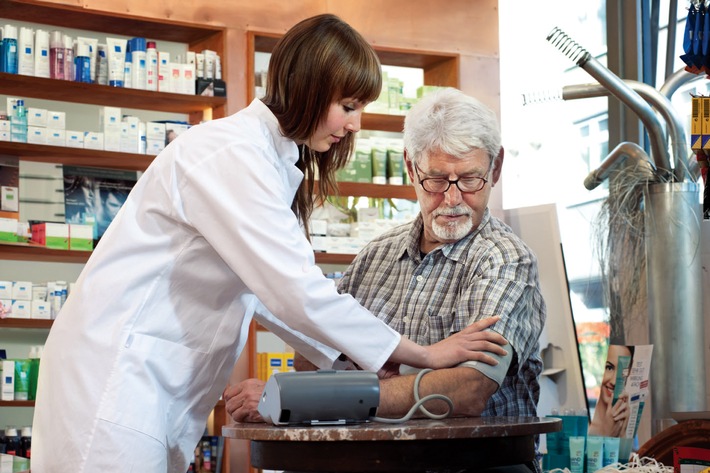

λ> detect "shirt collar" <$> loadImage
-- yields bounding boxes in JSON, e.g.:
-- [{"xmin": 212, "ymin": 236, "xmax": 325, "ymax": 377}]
[{"xmin": 248, "ymin": 98, "xmax": 300, "ymax": 166}]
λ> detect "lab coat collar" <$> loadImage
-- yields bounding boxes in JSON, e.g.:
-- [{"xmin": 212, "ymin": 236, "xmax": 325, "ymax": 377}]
[{"xmin": 248, "ymin": 98, "xmax": 300, "ymax": 167}]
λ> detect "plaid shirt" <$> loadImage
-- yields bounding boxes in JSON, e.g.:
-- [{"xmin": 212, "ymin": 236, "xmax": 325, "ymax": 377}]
[{"xmin": 339, "ymin": 209, "xmax": 546, "ymax": 418}]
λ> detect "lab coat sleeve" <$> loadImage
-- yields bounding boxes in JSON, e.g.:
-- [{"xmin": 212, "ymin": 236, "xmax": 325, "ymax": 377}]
[
  {"xmin": 175, "ymin": 132, "xmax": 400, "ymax": 373},
  {"xmin": 253, "ymin": 301, "xmax": 342, "ymax": 369}
]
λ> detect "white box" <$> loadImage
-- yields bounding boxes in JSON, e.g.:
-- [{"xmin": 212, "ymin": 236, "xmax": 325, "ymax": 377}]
[
  {"xmin": 1, "ymin": 186, "xmax": 18, "ymax": 212},
  {"xmin": 84, "ymin": 131, "xmax": 104, "ymax": 150},
  {"xmin": 46, "ymin": 129, "xmax": 66, "ymax": 146},
  {"xmin": 32, "ymin": 299, "xmax": 52, "ymax": 319},
  {"xmin": 27, "ymin": 126, "xmax": 48, "ymax": 144},
  {"xmin": 27, "ymin": 107, "xmax": 48, "ymax": 127},
  {"xmin": 0, "ymin": 119, "xmax": 10, "ymax": 132},
  {"xmin": 100, "ymin": 106, "xmax": 122, "ymax": 133},
  {"xmin": 12, "ymin": 281, "xmax": 33, "ymax": 300},
  {"xmin": 146, "ymin": 138, "xmax": 165, "ymax": 156},
  {"xmin": 158, "ymin": 51, "xmax": 171, "ymax": 92},
  {"xmin": 65, "ymin": 130, "xmax": 84, "ymax": 148},
  {"xmin": 120, "ymin": 122, "xmax": 140, "ymax": 153},
  {"xmin": 0, "ymin": 130, "xmax": 9, "ymax": 142},
  {"xmin": 11, "ymin": 300, "xmax": 31, "ymax": 318},
  {"xmin": 1, "ymin": 360, "xmax": 15, "ymax": 401},
  {"xmin": 0, "ymin": 281, "xmax": 12, "ymax": 299},
  {"xmin": 103, "ymin": 130, "xmax": 121, "ymax": 152},
  {"xmin": 47, "ymin": 110, "xmax": 66, "ymax": 129},
  {"xmin": 146, "ymin": 121, "xmax": 166, "ymax": 140}
]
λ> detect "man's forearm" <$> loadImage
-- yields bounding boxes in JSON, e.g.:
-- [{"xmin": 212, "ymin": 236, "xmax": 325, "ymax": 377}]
[{"xmin": 376, "ymin": 367, "xmax": 498, "ymax": 418}]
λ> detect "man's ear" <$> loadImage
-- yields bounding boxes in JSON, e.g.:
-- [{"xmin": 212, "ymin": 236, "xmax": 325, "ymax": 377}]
[
  {"xmin": 404, "ymin": 150, "xmax": 416, "ymax": 184},
  {"xmin": 491, "ymin": 147, "xmax": 505, "ymax": 186}
]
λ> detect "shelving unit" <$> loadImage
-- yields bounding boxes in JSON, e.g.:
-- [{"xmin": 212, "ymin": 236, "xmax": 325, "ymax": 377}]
[{"xmin": 0, "ymin": 2, "xmax": 230, "ymax": 470}]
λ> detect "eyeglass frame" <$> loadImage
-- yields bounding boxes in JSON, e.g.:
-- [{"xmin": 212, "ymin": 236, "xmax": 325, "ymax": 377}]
[{"xmin": 412, "ymin": 162, "xmax": 491, "ymax": 194}]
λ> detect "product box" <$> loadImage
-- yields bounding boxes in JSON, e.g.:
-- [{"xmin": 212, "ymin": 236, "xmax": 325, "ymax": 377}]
[
  {"xmin": 11, "ymin": 300, "xmax": 31, "ymax": 319},
  {"xmin": 0, "ymin": 130, "xmax": 9, "ymax": 142},
  {"xmin": 27, "ymin": 107, "xmax": 48, "ymax": 127},
  {"xmin": 12, "ymin": 281, "xmax": 33, "ymax": 301},
  {"xmin": 83, "ymin": 131, "xmax": 104, "ymax": 151},
  {"xmin": 27, "ymin": 126, "xmax": 48, "ymax": 145},
  {"xmin": 146, "ymin": 121, "xmax": 166, "ymax": 141},
  {"xmin": 1, "ymin": 186, "xmax": 19, "ymax": 212},
  {"xmin": 31, "ymin": 222, "xmax": 69, "ymax": 249},
  {"xmin": 46, "ymin": 128, "xmax": 66, "ymax": 146},
  {"xmin": 158, "ymin": 51, "xmax": 171, "ymax": 92},
  {"xmin": 0, "ymin": 217, "xmax": 18, "ymax": 242},
  {"xmin": 46, "ymin": 110, "xmax": 66, "ymax": 130},
  {"xmin": 120, "ymin": 121, "xmax": 141, "ymax": 154},
  {"xmin": 0, "ymin": 119, "xmax": 10, "ymax": 132},
  {"xmin": 100, "ymin": 106, "xmax": 122, "ymax": 133},
  {"xmin": 146, "ymin": 139, "xmax": 165, "ymax": 156},
  {"xmin": 69, "ymin": 223, "xmax": 94, "ymax": 251},
  {"xmin": 31, "ymin": 299, "xmax": 51, "ymax": 319},
  {"xmin": 0, "ymin": 281, "xmax": 12, "ymax": 299},
  {"xmin": 65, "ymin": 130, "xmax": 85, "ymax": 148}
]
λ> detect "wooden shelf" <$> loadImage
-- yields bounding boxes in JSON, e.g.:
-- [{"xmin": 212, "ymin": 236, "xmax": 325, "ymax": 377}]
[
  {"xmin": 0, "ymin": 242, "xmax": 91, "ymax": 264},
  {"xmin": 361, "ymin": 113, "xmax": 405, "ymax": 133},
  {"xmin": 334, "ymin": 181, "xmax": 415, "ymax": 200},
  {"xmin": 0, "ymin": 141, "xmax": 154, "ymax": 171},
  {"xmin": 0, "ymin": 0, "xmax": 224, "ymax": 45},
  {"xmin": 0, "ymin": 400, "xmax": 35, "ymax": 407},
  {"xmin": 0, "ymin": 73, "xmax": 226, "ymax": 114},
  {"xmin": 0, "ymin": 318, "xmax": 53, "ymax": 329},
  {"xmin": 314, "ymin": 253, "xmax": 356, "ymax": 265}
]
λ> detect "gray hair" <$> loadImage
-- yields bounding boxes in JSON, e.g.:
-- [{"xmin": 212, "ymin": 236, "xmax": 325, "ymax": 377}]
[{"xmin": 403, "ymin": 87, "xmax": 501, "ymax": 167}]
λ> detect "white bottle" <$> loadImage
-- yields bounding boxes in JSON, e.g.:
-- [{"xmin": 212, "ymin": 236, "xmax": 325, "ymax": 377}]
[
  {"xmin": 34, "ymin": 28, "xmax": 50, "ymax": 78},
  {"xmin": 17, "ymin": 26, "xmax": 34, "ymax": 76},
  {"xmin": 129, "ymin": 37, "xmax": 146, "ymax": 90},
  {"xmin": 96, "ymin": 43, "xmax": 108, "ymax": 85},
  {"xmin": 145, "ymin": 41, "xmax": 158, "ymax": 91}
]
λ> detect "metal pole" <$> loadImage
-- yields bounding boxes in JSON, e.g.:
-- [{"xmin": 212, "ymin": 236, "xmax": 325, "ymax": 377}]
[{"xmin": 644, "ymin": 182, "xmax": 707, "ymax": 433}]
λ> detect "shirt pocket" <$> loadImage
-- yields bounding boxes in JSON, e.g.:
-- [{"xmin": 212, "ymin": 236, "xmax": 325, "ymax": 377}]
[
  {"xmin": 97, "ymin": 333, "xmax": 210, "ymax": 446},
  {"xmin": 426, "ymin": 307, "xmax": 456, "ymax": 345}
]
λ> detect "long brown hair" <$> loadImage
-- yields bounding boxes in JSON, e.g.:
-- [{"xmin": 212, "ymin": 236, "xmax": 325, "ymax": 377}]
[{"xmin": 262, "ymin": 14, "xmax": 382, "ymax": 236}]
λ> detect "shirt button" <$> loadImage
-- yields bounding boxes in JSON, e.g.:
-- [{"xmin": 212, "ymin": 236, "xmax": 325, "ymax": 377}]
[
  {"xmin": 403, "ymin": 316, "xmax": 410, "ymax": 323},
  {"xmin": 416, "ymin": 275, "xmax": 423, "ymax": 282}
]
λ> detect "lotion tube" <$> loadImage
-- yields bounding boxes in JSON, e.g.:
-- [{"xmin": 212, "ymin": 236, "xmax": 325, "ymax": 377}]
[
  {"xmin": 569, "ymin": 436, "xmax": 585, "ymax": 473},
  {"xmin": 602, "ymin": 436, "xmax": 620, "ymax": 466},
  {"xmin": 105, "ymin": 37, "xmax": 126, "ymax": 87},
  {"xmin": 586, "ymin": 436, "xmax": 603, "ymax": 472}
]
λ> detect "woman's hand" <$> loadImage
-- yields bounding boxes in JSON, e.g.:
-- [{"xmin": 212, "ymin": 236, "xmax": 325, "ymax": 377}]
[
  {"xmin": 223, "ymin": 378, "xmax": 266, "ymax": 423},
  {"xmin": 608, "ymin": 392, "xmax": 630, "ymax": 437},
  {"xmin": 421, "ymin": 316, "xmax": 509, "ymax": 369}
]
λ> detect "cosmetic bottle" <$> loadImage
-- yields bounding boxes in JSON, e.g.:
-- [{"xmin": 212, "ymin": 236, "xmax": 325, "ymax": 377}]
[
  {"xmin": 74, "ymin": 41, "xmax": 91, "ymax": 83},
  {"xmin": 34, "ymin": 29, "xmax": 50, "ymax": 78},
  {"xmin": 49, "ymin": 30, "xmax": 65, "ymax": 80},
  {"xmin": 146, "ymin": 41, "xmax": 158, "ymax": 91},
  {"xmin": 2, "ymin": 24, "xmax": 18, "ymax": 74},
  {"xmin": 17, "ymin": 26, "xmax": 34, "ymax": 76},
  {"xmin": 63, "ymin": 35, "xmax": 73, "ymax": 81}
]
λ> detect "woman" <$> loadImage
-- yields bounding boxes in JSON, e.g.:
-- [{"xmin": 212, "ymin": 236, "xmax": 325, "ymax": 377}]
[
  {"xmin": 31, "ymin": 14, "xmax": 506, "ymax": 473},
  {"xmin": 589, "ymin": 344, "xmax": 635, "ymax": 437}
]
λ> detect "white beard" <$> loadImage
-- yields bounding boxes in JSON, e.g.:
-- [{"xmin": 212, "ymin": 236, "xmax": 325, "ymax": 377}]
[{"xmin": 431, "ymin": 205, "xmax": 473, "ymax": 241}]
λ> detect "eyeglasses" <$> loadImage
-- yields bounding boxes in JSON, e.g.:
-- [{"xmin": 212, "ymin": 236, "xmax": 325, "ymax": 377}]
[{"xmin": 413, "ymin": 163, "xmax": 489, "ymax": 194}]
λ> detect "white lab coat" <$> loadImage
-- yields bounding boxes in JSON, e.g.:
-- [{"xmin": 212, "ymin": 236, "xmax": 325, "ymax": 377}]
[{"xmin": 31, "ymin": 99, "xmax": 400, "ymax": 472}]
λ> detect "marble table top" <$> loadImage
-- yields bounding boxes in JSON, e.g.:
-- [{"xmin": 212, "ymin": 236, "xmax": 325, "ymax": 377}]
[{"xmin": 223, "ymin": 416, "xmax": 561, "ymax": 442}]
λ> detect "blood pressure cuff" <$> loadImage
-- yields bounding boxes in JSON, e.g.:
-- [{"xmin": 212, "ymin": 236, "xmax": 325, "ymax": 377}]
[{"xmin": 398, "ymin": 329, "xmax": 513, "ymax": 386}]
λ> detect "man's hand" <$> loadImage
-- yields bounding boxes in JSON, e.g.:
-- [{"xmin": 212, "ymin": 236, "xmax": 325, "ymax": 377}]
[
  {"xmin": 223, "ymin": 378, "xmax": 266, "ymax": 423},
  {"xmin": 424, "ymin": 316, "xmax": 508, "ymax": 369}
]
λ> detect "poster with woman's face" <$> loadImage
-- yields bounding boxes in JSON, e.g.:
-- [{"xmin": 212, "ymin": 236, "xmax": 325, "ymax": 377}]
[{"xmin": 588, "ymin": 344, "xmax": 653, "ymax": 439}]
